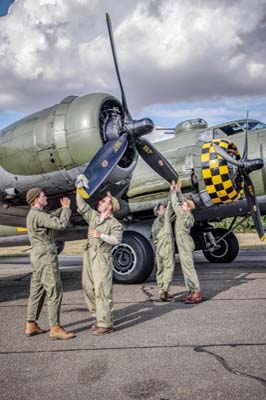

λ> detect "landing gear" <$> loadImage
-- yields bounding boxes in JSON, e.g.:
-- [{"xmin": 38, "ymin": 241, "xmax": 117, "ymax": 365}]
[
  {"xmin": 203, "ymin": 227, "xmax": 239, "ymax": 263},
  {"xmin": 112, "ymin": 230, "xmax": 155, "ymax": 284}
]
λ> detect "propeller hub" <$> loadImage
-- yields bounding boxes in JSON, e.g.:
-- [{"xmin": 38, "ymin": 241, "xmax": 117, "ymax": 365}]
[
  {"xmin": 245, "ymin": 158, "xmax": 264, "ymax": 174},
  {"xmin": 129, "ymin": 118, "xmax": 155, "ymax": 137}
]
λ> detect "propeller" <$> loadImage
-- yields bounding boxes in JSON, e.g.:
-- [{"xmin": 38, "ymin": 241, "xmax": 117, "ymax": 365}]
[
  {"xmin": 212, "ymin": 114, "xmax": 265, "ymax": 241},
  {"xmin": 81, "ymin": 13, "xmax": 178, "ymax": 198}
]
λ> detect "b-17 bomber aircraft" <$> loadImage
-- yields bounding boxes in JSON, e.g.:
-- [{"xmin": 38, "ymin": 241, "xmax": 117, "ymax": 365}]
[{"xmin": 0, "ymin": 14, "xmax": 265, "ymax": 284}]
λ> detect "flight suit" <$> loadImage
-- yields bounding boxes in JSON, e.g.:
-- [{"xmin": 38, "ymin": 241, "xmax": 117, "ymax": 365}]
[
  {"xmin": 77, "ymin": 199, "xmax": 123, "ymax": 328},
  {"xmin": 26, "ymin": 206, "xmax": 72, "ymax": 326},
  {"xmin": 170, "ymin": 191, "xmax": 200, "ymax": 292},
  {"xmin": 151, "ymin": 202, "xmax": 175, "ymax": 294}
]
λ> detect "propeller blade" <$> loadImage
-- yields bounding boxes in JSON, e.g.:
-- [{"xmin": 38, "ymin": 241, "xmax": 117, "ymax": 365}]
[
  {"xmin": 242, "ymin": 110, "xmax": 249, "ymax": 161},
  {"xmin": 243, "ymin": 175, "xmax": 265, "ymax": 240},
  {"xmin": 106, "ymin": 13, "xmax": 131, "ymax": 121},
  {"xmin": 82, "ymin": 133, "xmax": 128, "ymax": 197},
  {"xmin": 136, "ymin": 137, "xmax": 178, "ymax": 183},
  {"xmin": 213, "ymin": 142, "xmax": 243, "ymax": 168}
]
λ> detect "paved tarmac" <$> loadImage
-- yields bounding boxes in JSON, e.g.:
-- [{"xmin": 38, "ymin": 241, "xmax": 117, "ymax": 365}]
[{"xmin": 0, "ymin": 250, "xmax": 266, "ymax": 400}]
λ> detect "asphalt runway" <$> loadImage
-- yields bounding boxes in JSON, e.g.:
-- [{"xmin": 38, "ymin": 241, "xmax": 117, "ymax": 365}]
[{"xmin": 0, "ymin": 250, "xmax": 266, "ymax": 400}]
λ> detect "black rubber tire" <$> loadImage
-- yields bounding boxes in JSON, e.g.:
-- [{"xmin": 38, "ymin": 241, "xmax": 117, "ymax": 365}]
[
  {"xmin": 112, "ymin": 230, "xmax": 155, "ymax": 284},
  {"xmin": 203, "ymin": 228, "xmax": 239, "ymax": 263},
  {"xmin": 55, "ymin": 240, "xmax": 65, "ymax": 255}
]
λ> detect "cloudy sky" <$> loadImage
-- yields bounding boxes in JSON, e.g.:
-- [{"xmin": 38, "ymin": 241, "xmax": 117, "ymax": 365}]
[{"xmin": 1, "ymin": 0, "xmax": 266, "ymax": 132}]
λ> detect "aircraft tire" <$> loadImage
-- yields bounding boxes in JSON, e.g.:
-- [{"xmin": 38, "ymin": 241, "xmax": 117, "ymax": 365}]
[
  {"xmin": 202, "ymin": 228, "xmax": 239, "ymax": 263},
  {"xmin": 112, "ymin": 230, "xmax": 155, "ymax": 284}
]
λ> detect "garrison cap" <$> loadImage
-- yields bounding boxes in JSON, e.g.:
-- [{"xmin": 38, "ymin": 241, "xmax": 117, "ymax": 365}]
[{"xmin": 26, "ymin": 188, "xmax": 42, "ymax": 205}]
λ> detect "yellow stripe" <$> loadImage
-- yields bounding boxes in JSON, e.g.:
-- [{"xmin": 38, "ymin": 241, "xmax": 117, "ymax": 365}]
[
  {"xmin": 16, "ymin": 227, "xmax": 27, "ymax": 232},
  {"xmin": 77, "ymin": 188, "xmax": 90, "ymax": 199}
]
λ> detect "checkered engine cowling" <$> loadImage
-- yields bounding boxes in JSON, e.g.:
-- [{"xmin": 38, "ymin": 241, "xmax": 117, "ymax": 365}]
[{"xmin": 201, "ymin": 139, "xmax": 242, "ymax": 205}]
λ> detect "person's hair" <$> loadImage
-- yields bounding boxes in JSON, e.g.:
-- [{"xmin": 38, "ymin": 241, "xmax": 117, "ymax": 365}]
[
  {"xmin": 184, "ymin": 199, "xmax": 195, "ymax": 210},
  {"xmin": 106, "ymin": 191, "xmax": 120, "ymax": 212},
  {"xmin": 153, "ymin": 203, "xmax": 165, "ymax": 216}
]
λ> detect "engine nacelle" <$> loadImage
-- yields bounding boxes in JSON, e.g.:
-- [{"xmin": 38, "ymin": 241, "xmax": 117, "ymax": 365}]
[
  {"xmin": 201, "ymin": 138, "xmax": 243, "ymax": 204},
  {"xmin": 0, "ymin": 93, "xmax": 129, "ymax": 176}
]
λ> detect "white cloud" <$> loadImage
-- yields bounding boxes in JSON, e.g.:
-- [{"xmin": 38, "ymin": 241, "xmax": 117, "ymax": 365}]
[{"xmin": 0, "ymin": 0, "xmax": 266, "ymax": 126}]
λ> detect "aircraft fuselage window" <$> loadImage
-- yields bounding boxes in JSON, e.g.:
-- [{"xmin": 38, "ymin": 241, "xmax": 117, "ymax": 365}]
[{"xmin": 218, "ymin": 120, "xmax": 266, "ymax": 136}]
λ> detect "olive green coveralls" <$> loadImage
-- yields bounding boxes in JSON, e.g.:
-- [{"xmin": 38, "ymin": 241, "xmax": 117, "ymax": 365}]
[
  {"xmin": 26, "ymin": 206, "xmax": 72, "ymax": 326},
  {"xmin": 170, "ymin": 191, "xmax": 201, "ymax": 292},
  {"xmin": 77, "ymin": 199, "xmax": 123, "ymax": 328},
  {"xmin": 151, "ymin": 203, "xmax": 175, "ymax": 293}
]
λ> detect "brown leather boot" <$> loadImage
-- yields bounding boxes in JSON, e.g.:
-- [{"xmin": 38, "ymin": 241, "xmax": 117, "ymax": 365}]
[
  {"xmin": 184, "ymin": 291, "xmax": 202, "ymax": 304},
  {"xmin": 25, "ymin": 322, "xmax": 47, "ymax": 337},
  {"xmin": 164, "ymin": 291, "xmax": 174, "ymax": 301},
  {"xmin": 49, "ymin": 326, "xmax": 76, "ymax": 340},
  {"xmin": 180, "ymin": 291, "xmax": 193, "ymax": 301},
  {"xmin": 160, "ymin": 291, "xmax": 167, "ymax": 302},
  {"xmin": 92, "ymin": 326, "xmax": 114, "ymax": 336}
]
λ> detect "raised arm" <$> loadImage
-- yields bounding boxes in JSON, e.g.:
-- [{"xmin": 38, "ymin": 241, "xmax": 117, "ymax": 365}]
[
  {"xmin": 39, "ymin": 201, "xmax": 71, "ymax": 230},
  {"xmin": 170, "ymin": 180, "xmax": 185, "ymax": 216},
  {"xmin": 76, "ymin": 190, "xmax": 95, "ymax": 225}
]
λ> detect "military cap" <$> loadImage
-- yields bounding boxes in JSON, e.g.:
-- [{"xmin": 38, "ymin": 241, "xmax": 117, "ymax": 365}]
[{"xmin": 26, "ymin": 188, "xmax": 42, "ymax": 205}]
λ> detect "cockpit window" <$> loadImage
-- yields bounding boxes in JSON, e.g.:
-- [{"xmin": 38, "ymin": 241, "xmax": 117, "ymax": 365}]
[{"xmin": 217, "ymin": 120, "xmax": 266, "ymax": 136}]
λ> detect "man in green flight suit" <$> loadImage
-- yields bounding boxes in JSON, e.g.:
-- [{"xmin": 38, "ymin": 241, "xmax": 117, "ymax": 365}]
[
  {"xmin": 170, "ymin": 180, "xmax": 202, "ymax": 304},
  {"xmin": 25, "ymin": 188, "xmax": 76, "ymax": 339},
  {"xmin": 76, "ymin": 181, "xmax": 123, "ymax": 336},
  {"xmin": 151, "ymin": 201, "xmax": 175, "ymax": 301}
]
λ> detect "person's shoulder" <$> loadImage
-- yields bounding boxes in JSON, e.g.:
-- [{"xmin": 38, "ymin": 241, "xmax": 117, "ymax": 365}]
[
  {"xmin": 28, "ymin": 206, "xmax": 43, "ymax": 214},
  {"xmin": 111, "ymin": 215, "xmax": 123, "ymax": 226}
]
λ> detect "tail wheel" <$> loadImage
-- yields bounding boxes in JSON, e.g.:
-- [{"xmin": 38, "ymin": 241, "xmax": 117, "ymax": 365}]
[
  {"xmin": 203, "ymin": 228, "xmax": 239, "ymax": 263},
  {"xmin": 112, "ymin": 230, "xmax": 154, "ymax": 284}
]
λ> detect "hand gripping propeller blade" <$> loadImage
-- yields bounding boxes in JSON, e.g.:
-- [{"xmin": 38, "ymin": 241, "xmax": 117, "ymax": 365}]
[
  {"xmin": 82, "ymin": 133, "xmax": 128, "ymax": 197},
  {"xmin": 136, "ymin": 137, "xmax": 178, "ymax": 183},
  {"xmin": 243, "ymin": 175, "xmax": 265, "ymax": 241}
]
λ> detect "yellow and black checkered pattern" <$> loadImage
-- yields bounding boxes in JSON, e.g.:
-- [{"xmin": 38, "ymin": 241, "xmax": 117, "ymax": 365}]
[{"xmin": 201, "ymin": 139, "xmax": 242, "ymax": 205}]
